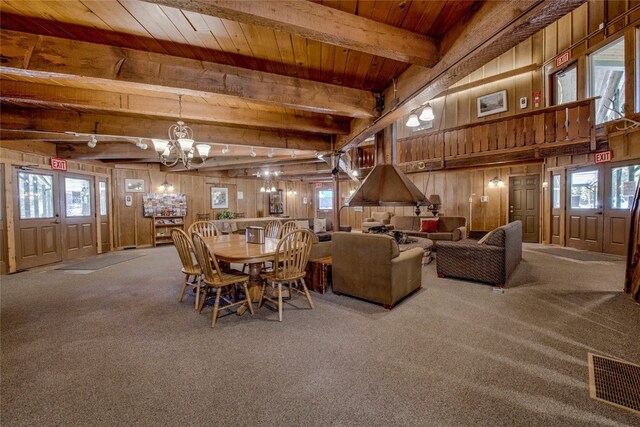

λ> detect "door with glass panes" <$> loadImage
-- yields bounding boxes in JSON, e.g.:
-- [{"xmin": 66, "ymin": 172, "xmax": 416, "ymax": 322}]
[
  {"xmin": 62, "ymin": 174, "xmax": 96, "ymax": 259},
  {"xmin": 566, "ymin": 166, "xmax": 604, "ymax": 251},
  {"xmin": 604, "ymin": 162, "xmax": 640, "ymax": 255},
  {"xmin": 14, "ymin": 169, "xmax": 63, "ymax": 269}
]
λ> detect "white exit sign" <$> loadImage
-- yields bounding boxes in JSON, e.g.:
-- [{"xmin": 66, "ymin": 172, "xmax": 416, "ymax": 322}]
[{"xmin": 594, "ymin": 150, "xmax": 613, "ymax": 164}]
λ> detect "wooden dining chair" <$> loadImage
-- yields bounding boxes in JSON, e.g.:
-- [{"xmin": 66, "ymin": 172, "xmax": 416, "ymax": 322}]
[
  {"xmin": 265, "ymin": 219, "xmax": 282, "ymax": 238},
  {"xmin": 279, "ymin": 220, "xmax": 298, "ymax": 238},
  {"xmin": 259, "ymin": 229, "xmax": 315, "ymax": 322},
  {"xmin": 192, "ymin": 232, "xmax": 254, "ymax": 328},
  {"xmin": 188, "ymin": 220, "xmax": 220, "ymax": 238},
  {"xmin": 171, "ymin": 229, "xmax": 203, "ymax": 309}
]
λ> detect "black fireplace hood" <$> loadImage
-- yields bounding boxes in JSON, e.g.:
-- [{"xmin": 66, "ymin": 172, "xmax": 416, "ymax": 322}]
[{"xmin": 346, "ymin": 164, "xmax": 429, "ymax": 207}]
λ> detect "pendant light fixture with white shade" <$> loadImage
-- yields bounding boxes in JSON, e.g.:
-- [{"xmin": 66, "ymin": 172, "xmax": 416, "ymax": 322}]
[
  {"xmin": 405, "ymin": 113, "xmax": 420, "ymax": 127},
  {"xmin": 419, "ymin": 103, "xmax": 435, "ymax": 121}
]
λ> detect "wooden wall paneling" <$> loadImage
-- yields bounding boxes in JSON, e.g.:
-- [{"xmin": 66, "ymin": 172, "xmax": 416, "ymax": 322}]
[
  {"xmin": 515, "ymin": 36, "xmax": 532, "ymax": 68},
  {"xmin": 588, "ymin": 0, "xmax": 605, "ymax": 47},
  {"xmin": 544, "ymin": 21, "xmax": 558, "ymax": 62},
  {"xmin": 497, "ymin": 49, "xmax": 514, "ymax": 74},
  {"xmin": 471, "ymin": 169, "xmax": 487, "ymax": 231},
  {"xmin": 567, "ymin": 106, "xmax": 579, "ymax": 140},
  {"xmin": 534, "ymin": 114, "xmax": 546, "ymax": 144},
  {"xmin": 515, "ymin": 73, "xmax": 533, "ymax": 115},
  {"xmin": 544, "ymin": 111, "xmax": 556, "ymax": 143},
  {"xmin": 557, "ymin": 14, "xmax": 573, "ymax": 52},
  {"xmin": 506, "ymin": 120, "xmax": 516, "ymax": 148},
  {"xmin": 572, "ymin": 3, "xmax": 588, "ymax": 48},
  {"xmin": 556, "ymin": 108, "xmax": 568, "ymax": 141},
  {"xmin": 444, "ymin": 93, "xmax": 457, "ymax": 129}
]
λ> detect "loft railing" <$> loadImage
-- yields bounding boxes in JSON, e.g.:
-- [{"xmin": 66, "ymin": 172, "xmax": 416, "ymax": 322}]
[{"xmin": 397, "ymin": 98, "xmax": 597, "ymax": 169}]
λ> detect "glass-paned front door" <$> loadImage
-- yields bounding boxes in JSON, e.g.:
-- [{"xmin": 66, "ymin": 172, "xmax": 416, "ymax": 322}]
[
  {"xmin": 65, "ymin": 177, "xmax": 92, "ymax": 217},
  {"xmin": 570, "ymin": 170, "xmax": 599, "ymax": 209},
  {"xmin": 18, "ymin": 172, "xmax": 54, "ymax": 219},
  {"xmin": 610, "ymin": 165, "xmax": 640, "ymax": 209}
]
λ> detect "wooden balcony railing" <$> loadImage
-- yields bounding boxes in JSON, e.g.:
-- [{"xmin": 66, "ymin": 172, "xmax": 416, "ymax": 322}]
[{"xmin": 397, "ymin": 98, "xmax": 597, "ymax": 170}]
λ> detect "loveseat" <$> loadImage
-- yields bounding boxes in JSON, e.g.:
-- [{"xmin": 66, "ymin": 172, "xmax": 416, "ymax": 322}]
[
  {"xmin": 389, "ymin": 216, "xmax": 467, "ymax": 242},
  {"xmin": 332, "ymin": 232, "xmax": 423, "ymax": 308},
  {"xmin": 436, "ymin": 220, "xmax": 522, "ymax": 287}
]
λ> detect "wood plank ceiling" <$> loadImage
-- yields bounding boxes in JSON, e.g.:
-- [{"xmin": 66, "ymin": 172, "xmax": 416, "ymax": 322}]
[{"xmin": 0, "ymin": 0, "xmax": 585, "ymax": 177}]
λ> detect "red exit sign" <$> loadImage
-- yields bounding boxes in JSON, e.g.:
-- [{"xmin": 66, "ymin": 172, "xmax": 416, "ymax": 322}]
[
  {"xmin": 555, "ymin": 50, "xmax": 571, "ymax": 68},
  {"xmin": 50, "ymin": 158, "xmax": 68, "ymax": 171},
  {"xmin": 594, "ymin": 150, "xmax": 613, "ymax": 164}
]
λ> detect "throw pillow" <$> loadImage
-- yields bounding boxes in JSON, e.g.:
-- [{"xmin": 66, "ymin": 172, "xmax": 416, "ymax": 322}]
[
  {"xmin": 313, "ymin": 218, "xmax": 327, "ymax": 233},
  {"xmin": 420, "ymin": 218, "xmax": 438, "ymax": 233},
  {"xmin": 294, "ymin": 220, "xmax": 310, "ymax": 230},
  {"xmin": 477, "ymin": 229, "xmax": 494, "ymax": 244}
]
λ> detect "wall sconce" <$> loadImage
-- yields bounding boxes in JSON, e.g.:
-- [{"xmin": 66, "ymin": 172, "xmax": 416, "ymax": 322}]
[
  {"xmin": 488, "ymin": 177, "xmax": 504, "ymax": 188},
  {"xmin": 158, "ymin": 179, "xmax": 174, "ymax": 192},
  {"xmin": 542, "ymin": 181, "xmax": 549, "ymax": 189}
]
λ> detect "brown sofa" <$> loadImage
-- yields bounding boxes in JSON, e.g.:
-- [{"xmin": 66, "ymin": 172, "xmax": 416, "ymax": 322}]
[
  {"xmin": 361, "ymin": 211, "xmax": 394, "ymax": 232},
  {"xmin": 390, "ymin": 216, "xmax": 467, "ymax": 241},
  {"xmin": 435, "ymin": 221, "xmax": 522, "ymax": 287},
  {"xmin": 332, "ymin": 232, "xmax": 423, "ymax": 308}
]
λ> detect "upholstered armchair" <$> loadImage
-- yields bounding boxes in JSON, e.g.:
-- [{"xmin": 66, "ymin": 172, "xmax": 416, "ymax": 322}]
[{"xmin": 332, "ymin": 232, "xmax": 423, "ymax": 308}]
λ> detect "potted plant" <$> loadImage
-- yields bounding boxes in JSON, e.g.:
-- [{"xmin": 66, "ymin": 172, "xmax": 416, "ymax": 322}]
[{"xmin": 217, "ymin": 210, "xmax": 235, "ymax": 220}]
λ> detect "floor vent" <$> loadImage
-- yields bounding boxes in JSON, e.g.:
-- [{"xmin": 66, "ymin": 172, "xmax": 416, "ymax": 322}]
[{"xmin": 588, "ymin": 353, "xmax": 640, "ymax": 414}]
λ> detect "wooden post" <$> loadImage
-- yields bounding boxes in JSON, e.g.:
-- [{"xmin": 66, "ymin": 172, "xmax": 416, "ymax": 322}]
[{"xmin": 332, "ymin": 153, "xmax": 340, "ymax": 230}]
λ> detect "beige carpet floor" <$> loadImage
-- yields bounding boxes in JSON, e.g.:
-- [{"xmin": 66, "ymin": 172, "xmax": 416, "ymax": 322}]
[{"xmin": 1, "ymin": 244, "xmax": 639, "ymax": 426}]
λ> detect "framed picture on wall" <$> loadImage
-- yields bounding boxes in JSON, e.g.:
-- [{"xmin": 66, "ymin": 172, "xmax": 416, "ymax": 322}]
[
  {"xmin": 125, "ymin": 179, "xmax": 145, "ymax": 193},
  {"xmin": 477, "ymin": 90, "xmax": 508, "ymax": 118},
  {"xmin": 211, "ymin": 187, "xmax": 229, "ymax": 209}
]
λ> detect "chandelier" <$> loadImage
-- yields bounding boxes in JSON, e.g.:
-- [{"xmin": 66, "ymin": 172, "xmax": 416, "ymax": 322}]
[
  {"xmin": 258, "ymin": 170, "xmax": 279, "ymax": 193},
  {"xmin": 151, "ymin": 94, "xmax": 211, "ymax": 169}
]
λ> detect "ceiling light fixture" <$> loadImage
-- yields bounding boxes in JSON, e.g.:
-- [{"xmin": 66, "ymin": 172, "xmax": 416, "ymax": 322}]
[
  {"xmin": 135, "ymin": 139, "xmax": 148, "ymax": 150},
  {"xmin": 87, "ymin": 135, "xmax": 97, "ymax": 148},
  {"xmin": 291, "ymin": 150, "xmax": 297, "ymax": 159},
  {"xmin": 151, "ymin": 94, "xmax": 208, "ymax": 169},
  {"xmin": 249, "ymin": 147, "xmax": 257, "ymax": 157},
  {"xmin": 267, "ymin": 148, "xmax": 275, "ymax": 158},
  {"xmin": 405, "ymin": 113, "xmax": 420, "ymax": 127},
  {"xmin": 419, "ymin": 103, "xmax": 435, "ymax": 121}
]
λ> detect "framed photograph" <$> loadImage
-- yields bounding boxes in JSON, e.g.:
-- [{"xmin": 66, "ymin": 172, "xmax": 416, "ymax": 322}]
[
  {"xmin": 211, "ymin": 187, "xmax": 229, "ymax": 209},
  {"xmin": 477, "ymin": 90, "xmax": 508, "ymax": 118},
  {"xmin": 125, "ymin": 179, "xmax": 145, "ymax": 193}
]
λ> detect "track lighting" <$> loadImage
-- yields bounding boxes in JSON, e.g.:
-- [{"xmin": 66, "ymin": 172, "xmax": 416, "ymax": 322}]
[
  {"xmin": 267, "ymin": 148, "xmax": 275, "ymax": 158},
  {"xmin": 291, "ymin": 150, "xmax": 297, "ymax": 159},
  {"xmin": 222, "ymin": 144, "xmax": 230, "ymax": 154},
  {"xmin": 249, "ymin": 147, "xmax": 257, "ymax": 157},
  {"xmin": 87, "ymin": 135, "xmax": 97, "ymax": 148},
  {"xmin": 135, "ymin": 140, "xmax": 148, "ymax": 150}
]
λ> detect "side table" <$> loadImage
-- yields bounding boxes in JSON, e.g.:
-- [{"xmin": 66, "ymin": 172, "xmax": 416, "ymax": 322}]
[{"xmin": 305, "ymin": 256, "xmax": 332, "ymax": 294}]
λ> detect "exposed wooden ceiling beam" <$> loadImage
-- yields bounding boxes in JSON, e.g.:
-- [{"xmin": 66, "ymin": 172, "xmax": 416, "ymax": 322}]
[
  {"xmin": 0, "ymin": 80, "xmax": 349, "ymax": 135},
  {"xmin": 335, "ymin": 0, "xmax": 586, "ymax": 151},
  {"xmin": 0, "ymin": 29, "xmax": 375, "ymax": 118},
  {"xmin": 1, "ymin": 107, "xmax": 330, "ymax": 151},
  {"xmin": 149, "ymin": 0, "xmax": 439, "ymax": 67},
  {"xmin": 203, "ymin": 157, "xmax": 323, "ymax": 173}
]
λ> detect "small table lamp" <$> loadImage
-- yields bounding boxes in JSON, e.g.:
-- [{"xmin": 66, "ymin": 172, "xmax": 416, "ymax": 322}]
[{"xmin": 428, "ymin": 194, "xmax": 442, "ymax": 216}]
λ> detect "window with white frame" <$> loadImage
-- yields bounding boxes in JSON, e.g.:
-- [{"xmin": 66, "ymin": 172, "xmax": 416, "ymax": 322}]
[{"xmin": 590, "ymin": 37, "xmax": 625, "ymax": 124}]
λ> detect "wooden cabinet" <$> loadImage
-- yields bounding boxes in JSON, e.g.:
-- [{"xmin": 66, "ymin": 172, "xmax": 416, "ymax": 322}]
[{"xmin": 153, "ymin": 216, "xmax": 185, "ymax": 246}]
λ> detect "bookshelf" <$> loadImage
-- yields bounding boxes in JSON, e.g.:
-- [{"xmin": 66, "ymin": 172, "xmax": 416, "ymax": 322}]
[{"xmin": 153, "ymin": 215, "xmax": 185, "ymax": 246}]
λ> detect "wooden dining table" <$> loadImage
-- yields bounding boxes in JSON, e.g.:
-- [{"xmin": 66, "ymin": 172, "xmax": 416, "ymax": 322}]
[{"xmin": 200, "ymin": 234, "xmax": 280, "ymax": 315}]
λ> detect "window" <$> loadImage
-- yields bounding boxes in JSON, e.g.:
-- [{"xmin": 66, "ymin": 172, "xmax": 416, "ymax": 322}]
[
  {"xmin": 99, "ymin": 181, "xmax": 108, "ymax": 216},
  {"xmin": 591, "ymin": 37, "xmax": 625, "ymax": 124},
  {"xmin": 552, "ymin": 174, "xmax": 561, "ymax": 209},
  {"xmin": 570, "ymin": 170, "xmax": 598, "ymax": 209},
  {"xmin": 317, "ymin": 190, "xmax": 333, "ymax": 210},
  {"xmin": 18, "ymin": 172, "xmax": 54, "ymax": 219},
  {"xmin": 552, "ymin": 64, "xmax": 577, "ymax": 105},
  {"xmin": 610, "ymin": 165, "xmax": 640, "ymax": 209},
  {"xmin": 65, "ymin": 177, "xmax": 92, "ymax": 217}
]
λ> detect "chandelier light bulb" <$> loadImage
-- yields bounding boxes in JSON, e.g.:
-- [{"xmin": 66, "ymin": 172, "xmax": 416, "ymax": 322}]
[
  {"xmin": 152, "ymin": 139, "xmax": 169, "ymax": 154},
  {"xmin": 260, "ymin": 186, "xmax": 266, "ymax": 192},
  {"xmin": 161, "ymin": 146, "xmax": 171, "ymax": 158},
  {"xmin": 419, "ymin": 103, "xmax": 435, "ymax": 121},
  {"xmin": 196, "ymin": 144, "xmax": 211, "ymax": 159},
  {"xmin": 406, "ymin": 114, "xmax": 420, "ymax": 127},
  {"xmin": 271, "ymin": 186, "xmax": 276, "ymax": 192},
  {"xmin": 178, "ymin": 138, "xmax": 194, "ymax": 153}
]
